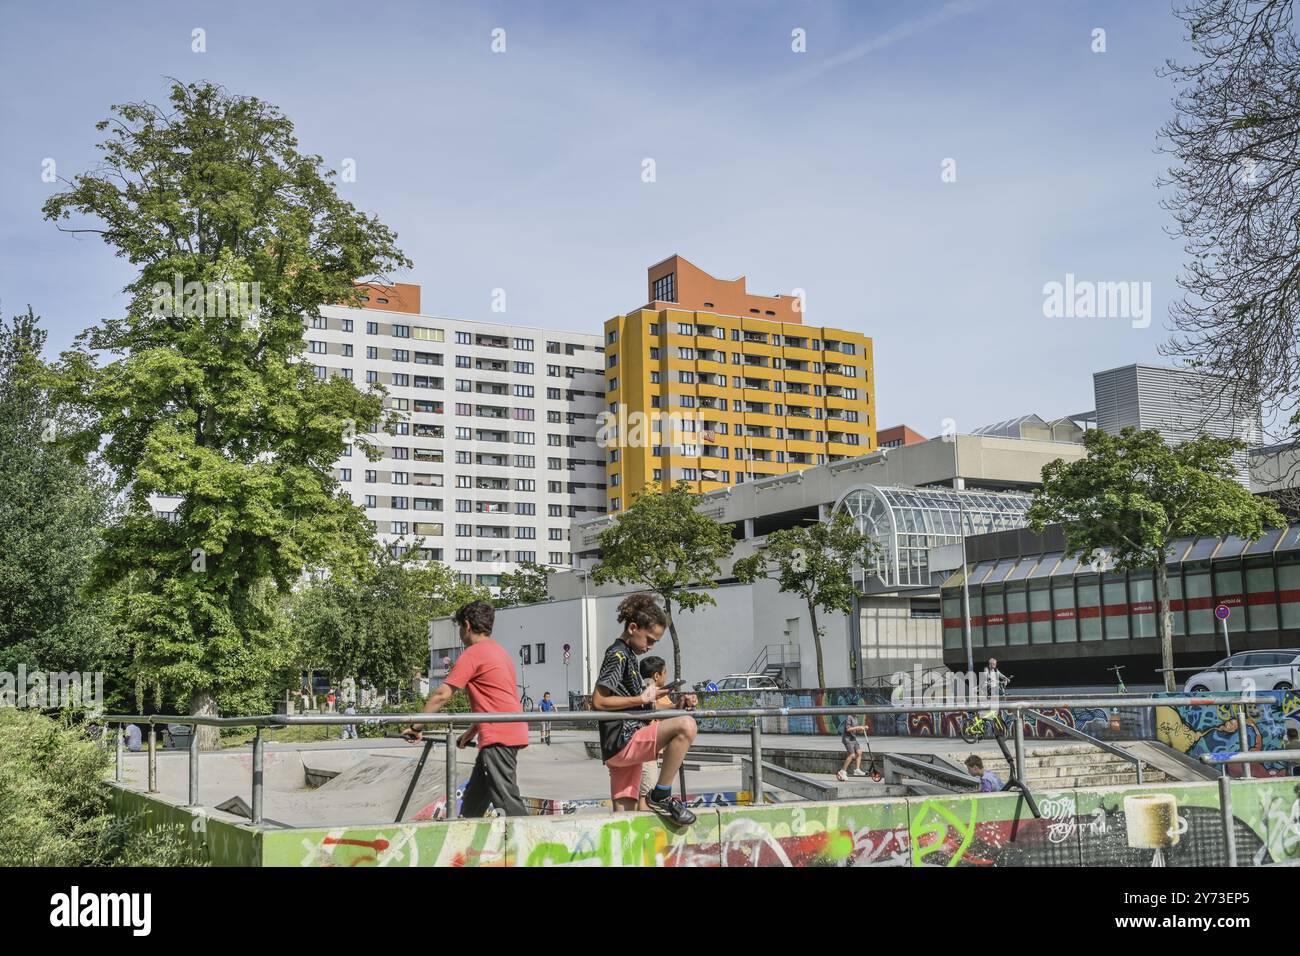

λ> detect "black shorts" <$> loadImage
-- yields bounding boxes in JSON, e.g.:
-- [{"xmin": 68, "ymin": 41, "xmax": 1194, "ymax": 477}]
[{"xmin": 460, "ymin": 744, "xmax": 528, "ymax": 817}]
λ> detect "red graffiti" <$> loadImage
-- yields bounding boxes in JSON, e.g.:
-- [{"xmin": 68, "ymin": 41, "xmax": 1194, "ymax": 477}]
[{"xmin": 323, "ymin": 836, "xmax": 391, "ymax": 853}]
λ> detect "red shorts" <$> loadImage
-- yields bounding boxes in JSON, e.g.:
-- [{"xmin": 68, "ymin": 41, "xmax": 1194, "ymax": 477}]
[{"xmin": 606, "ymin": 723, "xmax": 659, "ymax": 801}]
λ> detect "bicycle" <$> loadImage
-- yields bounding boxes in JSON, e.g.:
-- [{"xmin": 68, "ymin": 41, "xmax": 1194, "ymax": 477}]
[
  {"xmin": 957, "ymin": 673, "xmax": 1012, "ymax": 743},
  {"xmin": 519, "ymin": 689, "xmax": 534, "ymax": 713}
]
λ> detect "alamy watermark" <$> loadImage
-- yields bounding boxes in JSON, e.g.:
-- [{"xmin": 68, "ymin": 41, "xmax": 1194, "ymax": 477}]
[
  {"xmin": 0, "ymin": 665, "xmax": 104, "ymax": 713},
  {"xmin": 149, "ymin": 274, "xmax": 261, "ymax": 320},
  {"xmin": 1042, "ymin": 273, "xmax": 1151, "ymax": 329},
  {"xmin": 888, "ymin": 664, "xmax": 1007, "ymax": 706}
]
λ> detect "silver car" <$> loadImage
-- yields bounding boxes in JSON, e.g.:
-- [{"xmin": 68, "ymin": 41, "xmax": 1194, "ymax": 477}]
[
  {"xmin": 714, "ymin": 674, "xmax": 782, "ymax": 691},
  {"xmin": 1183, "ymin": 649, "xmax": 1300, "ymax": 693}
]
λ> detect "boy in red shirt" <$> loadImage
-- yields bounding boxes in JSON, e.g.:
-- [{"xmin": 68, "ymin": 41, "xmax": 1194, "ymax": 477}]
[{"xmin": 403, "ymin": 600, "xmax": 528, "ymax": 816}]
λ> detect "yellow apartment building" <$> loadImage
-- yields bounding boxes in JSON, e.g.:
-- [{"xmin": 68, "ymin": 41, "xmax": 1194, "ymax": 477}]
[{"xmin": 602, "ymin": 255, "xmax": 875, "ymax": 511}]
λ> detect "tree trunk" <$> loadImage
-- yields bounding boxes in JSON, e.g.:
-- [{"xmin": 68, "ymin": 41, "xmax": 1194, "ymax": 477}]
[
  {"xmin": 809, "ymin": 597, "xmax": 826, "ymax": 689},
  {"xmin": 664, "ymin": 596, "xmax": 682, "ymax": 680},
  {"xmin": 191, "ymin": 690, "xmax": 220, "ymax": 751},
  {"xmin": 1155, "ymin": 559, "xmax": 1176, "ymax": 693}
]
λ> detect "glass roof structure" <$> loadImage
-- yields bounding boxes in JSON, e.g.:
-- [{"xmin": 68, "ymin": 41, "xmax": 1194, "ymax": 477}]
[{"xmin": 834, "ymin": 485, "xmax": 1035, "ymax": 589}]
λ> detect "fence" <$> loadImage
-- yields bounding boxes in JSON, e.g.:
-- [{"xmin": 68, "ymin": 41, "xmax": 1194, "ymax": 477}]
[{"xmin": 101, "ymin": 693, "xmax": 1280, "ymax": 827}]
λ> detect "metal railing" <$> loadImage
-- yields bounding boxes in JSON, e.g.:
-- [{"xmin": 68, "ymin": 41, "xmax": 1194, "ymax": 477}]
[
  {"xmin": 1024, "ymin": 709, "xmax": 1146, "ymax": 784},
  {"xmin": 1199, "ymin": 749, "xmax": 1300, "ymax": 867},
  {"xmin": 100, "ymin": 694, "xmax": 1276, "ymax": 827}
]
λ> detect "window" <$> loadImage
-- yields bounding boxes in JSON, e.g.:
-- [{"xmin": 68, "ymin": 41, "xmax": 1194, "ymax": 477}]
[
  {"xmin": 536, "ymin": 644, "xmax": 546, "ymax": 664},
  {"xmin": 548, "ymin": 457, "xmax": 562, "ymax": 470},
  {"xmin": 309, "ymin": 340, "xmax": 327, "ymax": 354},
  {"xmin": 364, "ymin": 495, "xmax": 377, "ymax": 508},
  {"xmin": 548, "ymin": 528, "xmax": 563, "ymax": 541},
  {"xmin": 414, "ymin": 327, "xmax": 444, "ymax": 342},
  {"xmin": 391, "ymin": 496, "xmax": 408, "ymax": 509},
  {"xmin": 607, "ymin": 377, "xmax": 618, "ymax": 392},
  {"xmin": 549, "ymin": 551, "xmax": 567, "ymax": 565},
  {"xmin": 456, "ymin": 500, "xmax": 472, "ymax": 512},
  {"xmin": 393, "ymin": 472, "xmax": 409, "ymax": 485},
  {"xmin": 514, "ymin": 455, "xmax": 535, "ymax": 468},
  {"xmin": 342, "ymin": 319, "xmax": 354, "ymax": 332},
  {"xmin": 456, "ymin": 475, "xmax": 472, "ymax": 488},
  {"xmin": 455, "ymin": 427, "xmax": 472, "ymax": 440},
  {"xmin": 313, "ymin": 366, "xmax": 327, "ymax": 380},
  {"xmin": 365, "ymin": 470, "xmax": 377, "ymax": 483},
  {"xmin": 514, "ymin": 408, "xmax": 535, "ymax": 421},
  {"xmin": 548, "ymin": 434, "xmax": 563, "ymax": 447},
  {"xmin": 546, "ymin": 341, "xmax": 560, "ymax": 353},
  {"xmin": 456, "ymin": 525, "xmax": 472, "ymax": 537},
  {"xmin": 366, "ymin": 321, "xmax": 379, "ymax": 335},
  {"xmin": 515, "ymin": 362, "xmax": 534, "ymax": 374},
  {"xmin": 676, "ymin": 323, "xmax": 693, "ymax": 336},
  {"xmin": 393, "ymin": 325, "xmax": 410, "ymax": 338},
  {"xmin": 514, "ymin": 384, "xmax": 534, "ymax": 398},
  {"xmin": 455, "ymin": 379, "xmax": 471, "ymax": 392},
  {"xmin": 547, "ymin": 365, "xmax": 561, "ymax": 377},
  {"xmin": 517, "ymin": 550, "xmax": 536, "ymax": 563},
  {"xmin": 547, "ymin": 410, "xmax": 562, "ymax": 423},
  {"xmin": 516, "ymin": 502, "xmax": 536, "ymax": 515},
  {"xmin": 678, "ymin": 347, "xmax": 695, "ymax": 360},
  {"xmin": 652, "ymin": 273, "xmax": 676, "ymax": 303},
  {"xmin": 340, "ymin": 468, "xmax": 352, "ymax": 481},
  {"xmin": 678, "ymin": 371, "xmax": 695, "ymax": 384},
  {"xmin": 455, "ymin": 355, "xmax": 471, "ymax": 368},
  {"xmin": 515, "ymin": 432, "xmax": 535, "ymax": 445},
  {"xmin": 607, "ymin": 353, "xmax": 619, "ymax": 368},
  {"xmin": 548, "ymin": 504, "xmax": 563, "ymax": 517},
  {"xmin": 456, "ymin": 549, "xmax": 473, "ymax": 562},
  {"xmin": 514, "ymin": 338, "xmax": 534, "ymax": 351},
  {"xmin": 520, "ymin": 646, "xmax": 532, "ymax": 665},
  {"xmin": 341, "ymin": 368, "xmax": 353, "ymax": 380},
  {"xmin": 456, "ymin": 403, "xmax": 471, "ymax": 416},
  {"xmin": 391, "ymin": 522, "xmax": 408, "ymax": 534},
  {"xmin": 391, "ymin": 446, "xmax": 410, "ymax": 460},
  {"xmin": 548, "ymin": 481, "xmax": 562, "ymax": 493},
  {"xmin": 547, "ymin": 387, "xmax": 561, "ymax": 400},
  {"xmin": 366, "ymin": 370, "xmax": 379, "ymax": 384},
  {"xmin": 516, "ymin": 527, "xmax": 536, "ymax": 539},
  {"xmin": 456, "ymin": 331, "xmax": 472, "ymax": 344},
  {"xmin": 392, "ymin": 373, "xmax": 409, "ymax": 387}
]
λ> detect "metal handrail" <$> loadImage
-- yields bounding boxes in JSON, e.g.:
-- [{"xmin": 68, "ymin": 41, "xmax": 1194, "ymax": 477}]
[
  {"xmin": 1024, "ymin": 709, "xmax": 1145, "ymax": 784},
  {"xmin": 102, "ymin": 694, "xmax": 1280, "ymax": 827},
  {"xmin": 1197, "ymin": 749, "xmax": 1300, "ymax": 868}
]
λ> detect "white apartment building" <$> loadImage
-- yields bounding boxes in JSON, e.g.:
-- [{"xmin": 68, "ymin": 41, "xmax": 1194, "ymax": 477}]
[{"xmin": 154, "ymin": 286, "xmax": 608, "ymax": 589}]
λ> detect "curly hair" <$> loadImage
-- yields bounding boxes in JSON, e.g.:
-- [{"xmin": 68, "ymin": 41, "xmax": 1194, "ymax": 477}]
[{"xmin": 617, "ymin": 592, "xmax": 668, "ymax": 631}]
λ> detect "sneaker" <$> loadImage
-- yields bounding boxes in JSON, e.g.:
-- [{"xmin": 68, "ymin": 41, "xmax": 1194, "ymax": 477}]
[
  {"xmin": 851, "ymin": 768, "xmax": 867, "ymax": 777},
  {"xmin": 646, "ymin": 791, "xmax": 697, "ymax": 827},
  {"xmin": 836, "ymin": 770, "xmax": 847, "ymax": 782}
]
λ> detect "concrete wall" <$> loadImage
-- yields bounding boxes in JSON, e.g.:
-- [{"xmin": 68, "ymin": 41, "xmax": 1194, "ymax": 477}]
[
  {"xmin": 114, "ymin": 777, "xmax": 1300, "ymax": 867},
  {"xmin": 433, "ymin": 580, "xmax": 857, "ymax": 699}
]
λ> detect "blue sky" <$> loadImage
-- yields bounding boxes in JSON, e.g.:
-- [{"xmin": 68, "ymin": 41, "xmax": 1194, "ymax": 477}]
[{"xmin": 0, "ymin": 0, "xmax": 1191, "ymax": 434}]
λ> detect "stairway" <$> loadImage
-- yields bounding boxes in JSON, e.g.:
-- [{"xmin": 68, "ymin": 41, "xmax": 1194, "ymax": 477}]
[{"xmin": 954, "ymin": 744, "xmax": 1173, "ymax": 790}]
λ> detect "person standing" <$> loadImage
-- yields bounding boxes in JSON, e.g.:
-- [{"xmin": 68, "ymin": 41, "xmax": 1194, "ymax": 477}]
[
  {"xmin": 836, "ymin": 715, "xmax": 870, "ymax": 781},
  {"xmin": 402, "ymin": 600, "xmax": 528, "ymax": 817},
  {"xmin": 593, "ymin": 593, "xmax": 698, "ymax": 826},
  {"xmin": 341, "ymin": 702, "xmax": 358, "ymax": 740},
  {"xmin": 538, "ymin": 692, "xmax": 556, "ymax": 745}
]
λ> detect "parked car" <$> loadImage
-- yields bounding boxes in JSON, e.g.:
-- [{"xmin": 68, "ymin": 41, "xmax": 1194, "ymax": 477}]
[
  {"xmin": 1183, "ymin": 649, "xmax": 1300, "ymax": 693},
  {"xmin": 713, "ymin": 674, "xmax": 782, "ymax": 691}
]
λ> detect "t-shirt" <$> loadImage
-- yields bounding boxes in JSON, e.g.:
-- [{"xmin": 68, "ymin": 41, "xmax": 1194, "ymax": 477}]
[
  {"xmin": 841, "ymin": 716, "xmax": 862, "ymax": 742},
  {"xmin": 444, "ymin": 639, "xmax": 528, "ymax": 748},
  {"xmin": 980, "ymin": 770, "xmax": 1004, "ymax": 793},
  {"xmin": 539, "ymin": 699, "xmax": 556, "ymax": 713},
  {"xmin": 595, "ymin": 638, "xmax": 646, "ymax": 762}
]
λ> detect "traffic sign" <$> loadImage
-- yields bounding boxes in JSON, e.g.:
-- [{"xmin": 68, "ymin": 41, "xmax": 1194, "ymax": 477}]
[{"xmin": 1215, "ymin": 604, "xmax": 1231, "ymax": 621}]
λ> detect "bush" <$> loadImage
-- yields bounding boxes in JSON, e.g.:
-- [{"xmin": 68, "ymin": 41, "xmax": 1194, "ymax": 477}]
[
  {"xmin": 0, "ymin": 709, "xmax": 204, "ymax": 866},
  {"xmin": 355, "ymin": 689, "xmax": 468, "ymax": 738}
]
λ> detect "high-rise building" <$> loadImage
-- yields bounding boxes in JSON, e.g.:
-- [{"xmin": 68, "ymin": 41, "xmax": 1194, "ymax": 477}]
[
  {"xmin": 154, "ymin": 286, "xmax": 609, "ymax": 589},
  {"xmin": 1093, "ymin": 363, "xmax": 1261, "ymax": 485},
  {"xmin": 602, "ymin": 255, "xmax": 875, "ymax": 510}
]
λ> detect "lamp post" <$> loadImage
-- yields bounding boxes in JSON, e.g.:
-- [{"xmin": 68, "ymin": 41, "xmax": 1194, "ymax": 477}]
[{"xmin": 954, "ymin": 438, "xmax": 975, "ymax": 675}]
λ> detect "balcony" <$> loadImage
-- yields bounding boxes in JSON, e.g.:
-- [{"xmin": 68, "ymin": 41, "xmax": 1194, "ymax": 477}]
[
  {"xmin": 743, "ymin": 331, "xmax": 768, "ymax": 344},
  {"xmin": 475, "ymin": 453, "xmax": 509, "ymax": 467},
  {"xmin": 413, "ymin": 450, "xmax": 444, "ymax": 464},
  {"xmin": 476, "ymin": 502, "xmax": 509, "ymax": 514},
  {"xmin": 475, "ymin": 430, "xmax": 509, "ymax": 443},
  {"xmin": 414, "ymin": 424, "xmax": 444, "ymax": 438},
  {"xmin": 476, "ymin": 526, "xmax": 510, "ymax": 539},
  {"xmin": 475, "ymin": 334, "xmax": 509, "ymax": 349},
  {"xmin": 475, "ymin": 383, "xmax": 508, "ymax": 396},
  {"xmin": 476, "ymin": 406, "xmax": 509, "ymax": 420},
  {"xmin": 474, "ymin": 358, "xmax": 509, "ymax": 373},
  {"xmin": 475, "ymin": 478, "xmax": 508, "ymax": 490}
]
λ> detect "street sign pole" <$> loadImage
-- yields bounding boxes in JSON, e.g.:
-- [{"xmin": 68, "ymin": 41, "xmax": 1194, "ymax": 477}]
[{"xmin": 1216, "ymin": 604, "xmax": 1232, "ymax": 657}]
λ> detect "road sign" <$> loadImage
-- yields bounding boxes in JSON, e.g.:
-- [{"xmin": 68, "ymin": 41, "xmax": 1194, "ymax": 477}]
[{"xmin": 1215, "ymin": 604, "xmax": 1231, "ymax": 621}]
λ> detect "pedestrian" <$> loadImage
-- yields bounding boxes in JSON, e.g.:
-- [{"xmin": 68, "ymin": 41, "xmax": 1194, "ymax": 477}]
[
  {"xmin": 341, "ymin": 702, "xmax": 358, "ymax": 740},
  {"xmin": 965, "ymin": 754, "xmax": 1004, "ymax": 792},
  {"xmin": 401, "ymin": 600, "xmax": 528, "ymax": 817},
  {"xmin": 538, "ymin": 692, "xmax": 556, "ymax": 745},
  {"xmin": 327, "ymin": 688, "xmax": 337, "ymax": 712},
  {"xmin": 592, "ymin": 593, "xmax": 698, "ymax": 826},
  {"xmin": 124, "ymin": 723, "xmax": 142, "ymax": 753},
  {"xmin": 836, "ymin": 713, "xmax": 870, "ymax": 781}
]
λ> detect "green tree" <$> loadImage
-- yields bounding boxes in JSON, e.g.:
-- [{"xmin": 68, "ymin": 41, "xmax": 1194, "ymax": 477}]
[
  {"xmin": 292, "ymin": 547, "xmax": 487, "ymax": 695},
  {"xmin": 0, "ymin": 307, "xmax": 118, "ymax": 676},
  {"xmin": 494, "ymin": 561, "xmax": 552, "ymax": 608},
  {"xmin": 592, "ymin": 481, "xmax": 735, "ymax": 678},
  {"xmin": 42, "ymin": 81, "xmax": 412, "ymax": 746},
  {"xmin": 1028, "ymin": 428, "xmax": 1284, "ymax": 691},
  {"xmin": 734, "ymin": 511, "xmax": 876, "ymax": 689}
]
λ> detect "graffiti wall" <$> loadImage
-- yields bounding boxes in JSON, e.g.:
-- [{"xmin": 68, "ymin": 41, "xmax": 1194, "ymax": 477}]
[
  {"xmin": 111, "ymin": 776, "xmax": 1300, "ymax": 867},
  {"xmin": 1156, "ymin": 689, "xmax": 1298, "ymax": 777}
]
